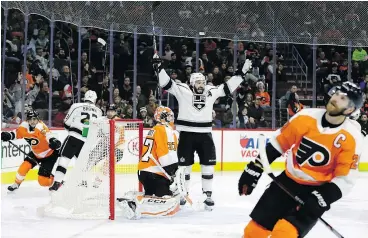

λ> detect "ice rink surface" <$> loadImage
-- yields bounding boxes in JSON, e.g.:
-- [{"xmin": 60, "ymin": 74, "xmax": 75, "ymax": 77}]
[{"xmin": 2, "ymin": 172, "xmax": 368, "ymax": 238}]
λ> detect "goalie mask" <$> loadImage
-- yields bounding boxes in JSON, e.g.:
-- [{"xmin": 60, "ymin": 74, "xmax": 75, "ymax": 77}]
[
  {"xmin": 190, "ymin": 73, "xmax": 206, "ymax": 94},
  {"xmin": 154, "ymin": 106, "xmax": 174, "ymax": 126},
  {"xmin": 327, "ymin": 81, "xmax": 364, "ymax": 118}
]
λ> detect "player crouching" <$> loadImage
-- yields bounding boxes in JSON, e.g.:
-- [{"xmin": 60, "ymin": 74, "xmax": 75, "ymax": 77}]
[
  {"xmin": 117, "ymin": 106, "xmax": 185, "ymax": 219},
  {"xmin": 1, "ymin": 110, "xmax": 61, "ymax": 191}
]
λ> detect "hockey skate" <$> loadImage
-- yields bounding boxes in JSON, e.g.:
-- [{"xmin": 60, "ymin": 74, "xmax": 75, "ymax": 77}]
[
  {"xmin": 7, "ymin": 183, "xmax": 20, "ymax": 192},
  {"xmin": 203, "ymin": 191, "xmax": 214, "ymax": 211},
  {"xmin": 49, "ymin": 181, "xmax": 63, "ymax": 191}
]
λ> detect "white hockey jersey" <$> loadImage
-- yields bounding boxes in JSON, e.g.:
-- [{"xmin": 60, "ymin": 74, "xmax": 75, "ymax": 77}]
[
  {"xmin": 159, "ymin": 69, "xmax": 244, "ymax": 132},
  {"xmin": 63, "ymin": 102, "xmax": 103, "ymax": 140}
]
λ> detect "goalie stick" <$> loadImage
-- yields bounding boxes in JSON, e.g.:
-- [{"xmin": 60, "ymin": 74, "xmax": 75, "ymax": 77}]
[
  {"xmin": 148, "ymin": 154, "xmax": 193, "ymax": 206},
  {"xmin": 258, "ymin": 134, "xmax": 344, "ymax": 238}
]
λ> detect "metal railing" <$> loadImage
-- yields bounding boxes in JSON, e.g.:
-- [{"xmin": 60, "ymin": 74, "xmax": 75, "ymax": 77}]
[{"xmin": 291, "ymin": 45, "xmax": 308, "ymax": 92}]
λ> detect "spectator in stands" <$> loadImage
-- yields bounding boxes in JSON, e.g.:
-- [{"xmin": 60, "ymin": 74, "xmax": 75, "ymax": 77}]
[
  {"xmin": 358, "ymin": 113, "xmax": 368, "ymax": 136},
  {"xmin": 238, "ymin": 107, "xmax": 250, "ymax": 129},
  {"xmin": 212, "ymin": 110, "xmax": 222, "ymax": 128},
  {"xmin": 32, "ymin": 82, "xmax": 49, "ymax": 109},
  {"xmin": 288, "ymin": 93, "xmax": 304, "ymax": 118},
  {"xmin": 352, "ymin": 61, "xmax": 364, "ymax": 84},
  {"xmin": 255, "ymin": 82, "xmax": 271, "ymax": 109},
  {"xmin": 120, "ymin": 76, "xmax": 133, "ymax": 103},
  {"xmin": 162, "ymin": 44, "xmax": 174, "ymax": 61},
  {"xmin": 324, "ymin": 62, "xmax": 342, "ymax": 93},
  {"xmin": 360, "ymin": 74, "xmax": 368, "ymax": 91},
  {"xmin": 146, "ymin": 95, "xmax": 158, "ymax": 118},
  {"xmin": 123, "ymin": 105, "xmax": 133, "ymax": 119},
  {"xmin": 167, "ymin": 53, "xmax": 181, "ymax": 72},
  {"xmin": 352, "ymin": 43, "xmax": 368, "ymax": 62},
  {"xmin": 247, "ymin": 95, "xmax": 267, "ymax": 128},
  {"xmin": 139, "ymin": 107, "xmax": 153, "ymax": 128},
  {"xmin": 276, "ymin": 62, "xmax": 286, "ymax": 81},
  {"xmin": 53, "ymin": 96, "xmax": 72, "ymax": 127}
]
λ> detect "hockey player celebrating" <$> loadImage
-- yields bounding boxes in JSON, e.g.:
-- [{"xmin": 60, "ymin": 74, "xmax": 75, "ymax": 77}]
[
  {"xmin": 238, "ymin": 81, "xmax": 364, "ymax": 238},
  {"xmin": 49, "ymin": 90, "xmax": 103, "ymax": 191},
  {"xmin": 153, "ymin": 54, "xmax": 252, "ymax": 210},
  {"xmin": 1, "ymin": 110, "xmax": 61, "ymax": 191},
  {"xmin": 117, "ymin": 106, "xmax": 183, "ymax": 219}
]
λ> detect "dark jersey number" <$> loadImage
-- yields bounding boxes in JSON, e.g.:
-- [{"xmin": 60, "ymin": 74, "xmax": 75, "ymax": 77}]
[{"xmin": 80, "ymin": 112, "xmax": 97, "ymax": 123}]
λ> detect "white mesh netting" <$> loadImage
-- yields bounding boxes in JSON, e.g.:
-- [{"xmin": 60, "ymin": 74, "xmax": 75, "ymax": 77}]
[{"xmin": 41, "ymin": 118, "xmax": 142, "ymax": 219}]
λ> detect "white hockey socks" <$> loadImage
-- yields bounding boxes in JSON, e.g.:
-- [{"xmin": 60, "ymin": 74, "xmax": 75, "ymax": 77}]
[{"xmin": 201, "ymin": 165, "xmax": 214, "ymax": 193}]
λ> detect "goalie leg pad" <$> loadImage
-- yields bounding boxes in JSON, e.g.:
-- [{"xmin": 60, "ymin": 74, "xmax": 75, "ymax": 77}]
[
  {"xmin": 138, "ymin": 196, "xmax": 180, "ymax": 217},
  {"xmin": 201, "ymin": 165, "xmax": 214, "ymax": 192}
]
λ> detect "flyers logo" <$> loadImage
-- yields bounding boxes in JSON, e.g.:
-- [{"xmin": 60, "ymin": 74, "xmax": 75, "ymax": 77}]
[
  {"xmin": 296, "ymin": 137, "xmax": 330, "ymax": 167},
  {"xmin": 24, "ymin": 138, "xmax": 39, "ymax": 146}
]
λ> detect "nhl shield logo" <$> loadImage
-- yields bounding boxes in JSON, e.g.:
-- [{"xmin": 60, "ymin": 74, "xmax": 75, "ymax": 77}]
[{"xmin": 192, "ymin": 95, "xmax": 206, "ymax": 111}]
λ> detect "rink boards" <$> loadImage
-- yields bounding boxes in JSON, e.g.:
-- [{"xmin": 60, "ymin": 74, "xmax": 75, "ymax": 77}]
[{"xmin": 1, "ymin": 128, "xmax": 368, "ymax": 184}]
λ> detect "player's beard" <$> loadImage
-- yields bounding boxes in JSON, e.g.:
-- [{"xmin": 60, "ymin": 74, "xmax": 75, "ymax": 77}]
[
  {"xmin": 194, "ymin": 86, "xmax": 204, "ymax": 94},
  {"xmin": 326, "ymin": 101, "xmax": 345, "ymax": 117}
]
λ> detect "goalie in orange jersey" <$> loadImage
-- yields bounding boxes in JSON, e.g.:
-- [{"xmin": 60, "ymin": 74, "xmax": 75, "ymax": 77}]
[
  {"xmin": 117, "ymin": 106, "xmax": 186, "ymax": 220},
  {"xmin": 1, "ymin": 110, "xmax": 61, "ymax": 191},
  {"xmin": 238, "ymin": 81, "xmax": 364, "ymax": 238}
]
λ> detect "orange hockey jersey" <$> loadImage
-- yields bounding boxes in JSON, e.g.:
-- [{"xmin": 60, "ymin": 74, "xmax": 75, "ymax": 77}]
[
  {"xmin": 269, "ymin": 108, "xmax": 363, "ymax": 196},
  {"xmin": 13, "ymin": 121, "xmax": 55, "ymax": 159},
  {"xmin": 138, "ymin": 124, "xmax": 178, "ymax": 177}
]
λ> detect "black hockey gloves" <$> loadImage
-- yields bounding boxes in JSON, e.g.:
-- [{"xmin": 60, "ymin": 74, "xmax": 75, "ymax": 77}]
[
  {"xmin": 1, "ymin": 132, "xmax": 12, "ymax": 141},
  {"xmin": 298, "ymin": 182, "xmax": 342, "ymax": 219},
  {"xmin": 49, "ymin": 138, "xmax": 61, "ymax": 150},
  {"xmin": 238, "ymin": 160, "xmax": 263, "ymax": 195}
]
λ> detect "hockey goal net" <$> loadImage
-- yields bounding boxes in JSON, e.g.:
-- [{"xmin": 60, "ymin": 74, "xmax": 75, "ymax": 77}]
[{"xmin": 42, "ymin": 118, "xmax": 143, "ymax": 220}]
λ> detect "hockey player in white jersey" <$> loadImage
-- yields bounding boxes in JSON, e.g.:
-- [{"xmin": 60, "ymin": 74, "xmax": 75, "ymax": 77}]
[
  {"xmin": 153, "ymin": 54, "xmax": 253, "ymax": 210},
  {"xmin": 49, "ymin": 90, "xmax": 103, "ymax": 191}
]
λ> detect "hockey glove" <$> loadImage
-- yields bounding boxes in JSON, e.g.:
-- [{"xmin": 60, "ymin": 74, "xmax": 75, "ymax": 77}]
[
  {"xmin": 1, "ymin": 132, "xmax": 12, "ymax": 141},
  {"xmin": 152, "ymin": 53, "xmax": 163, "ymax": 72},
  {"xmin": 238, "ymin": 160, "xmax": 263, "ymax": 196},
  {"xmin": 235, "ymin": 59, "xmax": 252, "ymax": 77},
  {"xmin": 297, "ymin": 182, "xmax": 342, "ymax": 219},
  {"xmin": 49, "ymin": 138, "xmax": 61, "ymax": 150}
]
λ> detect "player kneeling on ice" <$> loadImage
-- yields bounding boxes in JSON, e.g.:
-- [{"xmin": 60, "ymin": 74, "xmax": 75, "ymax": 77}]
[
  {"xmin": 238, "ymin": 81, "xmax": 364, "ymax": 238},
  {"xmin": 117, "ymin": 106, "xmax": 186, "ymax": 219},
  {"xmin": 1, "ymin": 110, "xmax": 61, "ymax": 191}
]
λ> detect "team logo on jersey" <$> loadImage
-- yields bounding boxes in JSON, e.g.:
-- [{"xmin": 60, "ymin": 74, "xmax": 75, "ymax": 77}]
[
  {"xmin": 192, "ymin": 94, "xmax": 206, "ymax": 111},
  {"xmin": 296, "ymin": 137, "xmax": 330, "ymax": 167},
  {"xmin": 24, "ymin": 138, "xmax": 39, "ymax": 146}
]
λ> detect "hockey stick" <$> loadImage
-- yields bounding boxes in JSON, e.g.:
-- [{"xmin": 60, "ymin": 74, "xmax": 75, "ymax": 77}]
[
  {"xmin": 8, "ymin": 140, "xmax": 39, "ymax": 165},
  {"xmin": 151, "ymin": 2, "xmax": 162, "ymax": 106},
  {"xmin": 258, "ymin": 134, "xmax": 344, "ymax": 238},
  {"xmin": 148, "ymin": 154, "xmax": 193, "ymax": 205}
]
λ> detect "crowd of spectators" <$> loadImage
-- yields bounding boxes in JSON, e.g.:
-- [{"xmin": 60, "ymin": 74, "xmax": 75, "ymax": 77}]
[{"xmin": 1, "ymin": 6, "xmax": 367, "ymax": 132}]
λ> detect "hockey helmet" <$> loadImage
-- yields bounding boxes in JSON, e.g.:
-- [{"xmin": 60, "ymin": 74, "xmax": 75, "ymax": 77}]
[
  {"xmin": 189, "ymin": 73, "xmax": 206, "ymax": 87},
  {"xmin": 26, "ymin": 110, "xmax": 39, "ymax": 120},
  {"xmin": 328, "ymin": 81, "xmax": 364, "ymax": 115},
  {"xmin": 84, "ymin": 90, "xmax": 98, "ymax": 104},
  {"xmin": 154, "ymin": 106, "xmax": 174, "ymax": 125}
]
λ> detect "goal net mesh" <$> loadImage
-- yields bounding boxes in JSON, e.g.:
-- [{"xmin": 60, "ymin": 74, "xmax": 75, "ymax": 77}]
[{"xmin": 42, "ymin": 118, "xmax": 142, "ymax": 219}]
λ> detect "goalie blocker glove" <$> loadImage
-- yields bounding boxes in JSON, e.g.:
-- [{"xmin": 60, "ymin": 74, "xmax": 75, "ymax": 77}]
[{"xmin": 49, "ymin": 138, "xmax": 61, "ymax": 150}]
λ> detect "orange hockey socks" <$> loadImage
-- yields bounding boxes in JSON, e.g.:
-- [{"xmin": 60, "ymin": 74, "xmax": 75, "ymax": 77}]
[
  {"xmin": 38, "ymin": 175, "xmax": 54, "ymax": 186},
  {"xmin": 15, "ymin": 161, "xmax": 33, "ymax": 185},
  {"xmin": 270, "ymin": 219, "xmax": 298, "ymax": 238},
  {"xmin": 243, "ymin": 220, "xmax": 271, "ymax": 238}
]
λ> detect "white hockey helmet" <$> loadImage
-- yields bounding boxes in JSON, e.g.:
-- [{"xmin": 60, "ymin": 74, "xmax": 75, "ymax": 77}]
[
  {"xmin": 84, "ymin": 90, "xmax": 97, "ymax": 104},
  {"xmin": 189, "ymin": 73, "xmax": 206, "ymax": 86}
]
